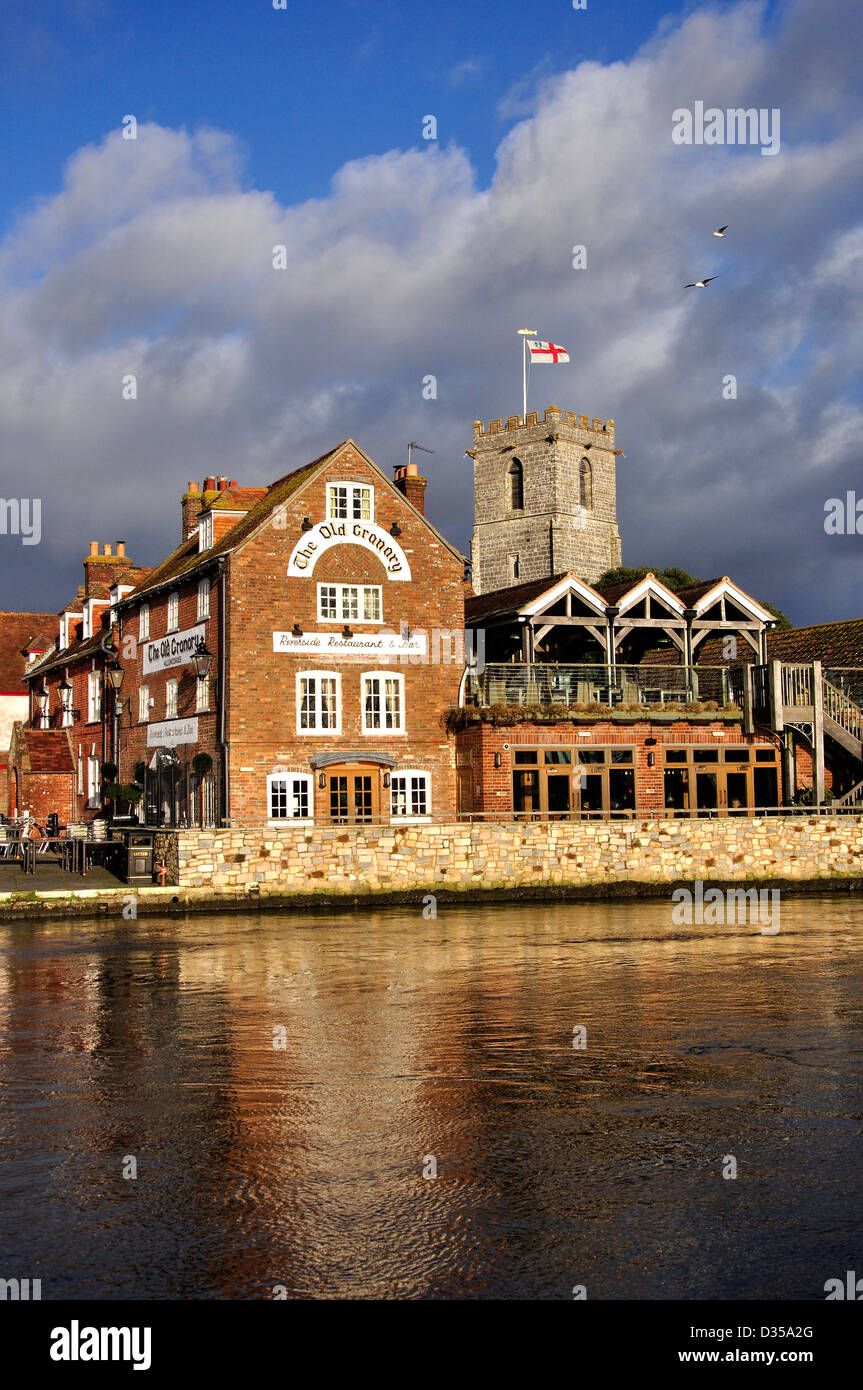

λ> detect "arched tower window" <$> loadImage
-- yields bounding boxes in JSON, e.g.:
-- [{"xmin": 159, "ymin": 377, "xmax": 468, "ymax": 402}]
[
  {"xmin": 579, "ymin": 457, "xmax": 592, "ymax": 509},
  {"xmin": 508, "ymin": 457, "xmax": 523, "ymax": 511}
]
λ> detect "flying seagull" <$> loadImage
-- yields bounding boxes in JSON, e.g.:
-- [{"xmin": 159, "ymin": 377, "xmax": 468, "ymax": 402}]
[
  {"xmin": 684, "ymin": 276, "xmax": 719, "ymax": 288},
  {"xmin": 713, "ymin": 225, "xmax": 728, "ymax": 237}
]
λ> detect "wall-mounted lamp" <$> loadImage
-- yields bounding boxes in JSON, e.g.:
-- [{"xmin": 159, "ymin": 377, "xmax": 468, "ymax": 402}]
[
  {"xmin": 318, "ymin": 772, "xmax": 326, "ymax": 788},
  {"xmin": 647, "ymin": 752, "xmax": 655, "ymax": 767},
  {"xmin": 192, "ymin": 640, "xmax": 213, "ymax": 680},
  {"xmin": 383, "ymin": 771, "xmax": 391, "ymax": 788},
  {"xmin": 34, "ymin": 689, "xmax": 49, "ymax": 716},
  {"xmin": 343, "ymin": 625, "xmax": 354, "ymax": 639},
  {"xmin": 494, "ymin": 752, "xmax": 502, "ymax": 768},
  {"xmin": 292, "ymin": 623, "xmax": 303, "ymax": 638},
  {"xmin": 390, "ymin": 522, "xmax": 402, "ymax": 537},
  {"xmin": 58, "ymin": 676, "xmax": 73, "ymax": 697},
  {"xmin": 301, "ymin": 517, "xmax": 313, "ymax": 531}
]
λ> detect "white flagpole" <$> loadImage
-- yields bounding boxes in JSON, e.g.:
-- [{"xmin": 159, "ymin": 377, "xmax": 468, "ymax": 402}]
[{"xmin": 518, "ymin": 328, "xmax": 537, "ymax": 420}]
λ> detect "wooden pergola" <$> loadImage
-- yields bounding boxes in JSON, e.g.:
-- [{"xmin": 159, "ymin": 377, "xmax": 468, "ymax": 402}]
[{"xmin": 466, "ymin": 572, "xmax": 774, "ymax": 667}]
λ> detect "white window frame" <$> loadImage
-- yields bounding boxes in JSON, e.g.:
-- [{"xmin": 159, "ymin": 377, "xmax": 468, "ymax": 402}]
[
  {"xmin": 197, "ymin": 577, "xmax": 210, "ymax": 620},
  {"xmin": 198, "ymin": 513, "xmax": 214, "ymax": 552},
  {"xmin": 167, "ymin": 592, "xmax": 179, "ymax": 632},
  {"xmin": 139, "ymin": 603, "xmax": 150, "ymax": 641},
  {"xmin": 390, "ymin": 770, "xmax": 431, "ymax": 821},
  {"xmin": 165, "ymin": 678, "xmax": 178, "ymax": 720},
  {"xmin": 87, "ymin": 670, "xmax": 101, "ymax": 724},
  {"xmin": 326, "ymin": 481, "xmax": 373, "ymax": 522},
  {"xmin": 86, "ymin": 755, "xmax": 101, "ymax": 810},
  {"xmin": 317, "ymin": 582, "xmax": 382, "ymax": 623},
  {"xmin": 362, "ymin": 670, "xmax": 405, "ymax": 734},
  {"xmin": 267, "ymin": 772, "xmax": 313, "ymax": 823},
  {"xmin": 138, "ymin": 684, "xmax": 150, "ymax": 724},
  {"xmin": 296, "ymin": 670, "xmax": 341, "ymax": 735},
  {"xmin": 195, "ymin": 675, "xmax": 210, "ymax": 712}
]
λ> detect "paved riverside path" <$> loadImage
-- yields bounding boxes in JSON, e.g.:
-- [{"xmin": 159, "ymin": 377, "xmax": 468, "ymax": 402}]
[{"xmin": 0, "ymin": 861, "xmax": 124, "ymax": 892}]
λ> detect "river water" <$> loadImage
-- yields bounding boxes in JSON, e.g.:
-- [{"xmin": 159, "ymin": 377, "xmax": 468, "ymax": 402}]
[{"xmin": 0, "ymin": 896, "xmax": 861, "ymax": 1300}]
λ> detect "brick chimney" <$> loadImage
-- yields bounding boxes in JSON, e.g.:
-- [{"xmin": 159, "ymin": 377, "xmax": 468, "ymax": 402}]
[
  {"xmin": 393, "ymin": 462, "xmax": 427, "ymax": 515},
  {"xmin": 182, "ymin": 481, "xmax": 203, "ymax": 541},
  {"xmin": 83, "ymin": 543, "xmax": 136, "ymax": 597}
]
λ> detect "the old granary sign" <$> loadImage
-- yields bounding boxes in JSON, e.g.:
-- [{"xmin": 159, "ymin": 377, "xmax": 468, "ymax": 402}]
[
  {"xmin": 286, "ymin": 521, "xmax": 412, "ymax": 580},
  {"xmin": 273, "ymin": 629, "xmax": 427, "ymax": 657},
  {"xmin": 142, "ymin": 623, "xmax": 207, "ymax": 675}
]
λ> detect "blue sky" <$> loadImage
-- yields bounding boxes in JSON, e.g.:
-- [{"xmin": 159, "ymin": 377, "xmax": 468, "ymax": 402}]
[
  {"xmin": 0, "ymin": 0, "xmax": 861, "ymax": 625},
  {"xmin": 0, "ymin": 0, "xmax": 747, "ymax": 226}
]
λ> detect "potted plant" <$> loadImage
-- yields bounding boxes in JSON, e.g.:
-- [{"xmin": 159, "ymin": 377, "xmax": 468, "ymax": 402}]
[{"xmin": 102, "ymin": 782, "xmax": 144, "ymax": 822}]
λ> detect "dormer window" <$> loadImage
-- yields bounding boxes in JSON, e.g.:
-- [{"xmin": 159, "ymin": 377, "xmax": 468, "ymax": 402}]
[
  {"xmin": 327, "ymin": 483, "xmax": 372, "ymax": 522},
  {"xmin": 198, "ymin": 512, "xmax": 214, "ymax": 551}
]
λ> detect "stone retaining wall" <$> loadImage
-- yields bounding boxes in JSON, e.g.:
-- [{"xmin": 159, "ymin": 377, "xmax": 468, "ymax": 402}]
[{"xmin": 176, "ymin": 816, "xmax": 863, "ymax": 897}]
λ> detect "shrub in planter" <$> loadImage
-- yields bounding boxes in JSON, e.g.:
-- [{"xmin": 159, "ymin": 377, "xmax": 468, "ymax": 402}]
[
  {"xmin": 101, "ymin": 761, "xmax": 118, "ymax": 782},
  {"xmin": 192, "ymin": 752, "xmax": 213, "ymax": 777}
]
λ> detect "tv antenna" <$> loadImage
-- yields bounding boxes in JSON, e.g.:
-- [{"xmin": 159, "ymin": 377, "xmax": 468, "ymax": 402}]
[{"xmin": 408, "ymin": 441, "xmax": 435, "ymax": 467}]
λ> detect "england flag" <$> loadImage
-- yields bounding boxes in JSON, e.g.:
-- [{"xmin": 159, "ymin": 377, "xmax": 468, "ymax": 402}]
[{"xmin": 528, "ymin": 340, "xmax": 570, "ymax": 364}]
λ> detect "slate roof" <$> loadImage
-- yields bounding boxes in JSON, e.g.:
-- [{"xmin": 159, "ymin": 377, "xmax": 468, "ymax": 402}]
[
  {"xmin": 25, "ymin": 632, "xmax": 106, "ymax": 680},
  {"xmin": 767, "ymin": 620, "xmax": 863, "ymax": 667},
  {"xmin": 208, "ymin": 488, "xmax": 269, "ymax": 512},
  {"xmin": 0, "ymin": 612, "xmax": 57, "ymax": 691},
  {"xmin": 466, "ymin": 574, "xmax": 573, "ymax": 624}
]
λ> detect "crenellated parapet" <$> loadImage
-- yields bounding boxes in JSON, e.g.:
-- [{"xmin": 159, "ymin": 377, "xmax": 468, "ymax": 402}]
[{"xmin": 473, "ymin": 407, "xmax": 615, "ymax": 441}]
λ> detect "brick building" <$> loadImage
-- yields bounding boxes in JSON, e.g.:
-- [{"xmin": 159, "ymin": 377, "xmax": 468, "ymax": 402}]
[
  {"xmin": 0, "ymin": 612, "xmax": 55, "ymax": 814},
  {"xmin": 103, "ymin": 440, "xmax": 466, "ymax": 827},
  {"xmin": 10, "ymin": 404, "xmax": 863, "ymax": 831},
  {"xmin": 9, "ymin": 544, "xmax": 150, "ymax": 821}
]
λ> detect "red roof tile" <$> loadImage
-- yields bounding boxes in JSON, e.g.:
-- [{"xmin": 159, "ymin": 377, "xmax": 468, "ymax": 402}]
[{"xmin": 0, "ymin": 612, "xmax": 57, "ymax": 691}]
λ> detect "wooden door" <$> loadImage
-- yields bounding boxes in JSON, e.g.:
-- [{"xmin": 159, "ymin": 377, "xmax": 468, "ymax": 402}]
[{"xmin": 327, "ymin": 766, "xmax": 380, "ymax": 824}]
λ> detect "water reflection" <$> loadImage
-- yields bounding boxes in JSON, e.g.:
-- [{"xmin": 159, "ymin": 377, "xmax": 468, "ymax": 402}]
[{"xmin": 0, "ymin": 898, "xmax": 861, "ymax": 1299}]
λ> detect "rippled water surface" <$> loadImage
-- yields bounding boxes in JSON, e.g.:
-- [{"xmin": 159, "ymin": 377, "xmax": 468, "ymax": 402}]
[{"xmin": 1, "ymin": 896, "xmax": 861, "ymax": 1299}]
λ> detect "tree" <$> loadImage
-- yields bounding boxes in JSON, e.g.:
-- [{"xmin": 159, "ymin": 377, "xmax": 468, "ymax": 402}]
[
  {"xmin": 596, "ymin": 565, "xmax": 699, "ymax": 592},
  {"xmin": 596, "ymin": 566, "xmax": 793, "ymax": 628}
]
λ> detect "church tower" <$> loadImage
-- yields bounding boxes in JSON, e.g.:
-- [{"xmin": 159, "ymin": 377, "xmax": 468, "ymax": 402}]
[{"xmin": 468, "ymin": 405, "xmax": 622, "ymax": 596}]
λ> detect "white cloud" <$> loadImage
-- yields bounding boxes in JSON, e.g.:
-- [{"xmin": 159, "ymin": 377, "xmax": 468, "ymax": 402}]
[{"xmin": 0, "ymin": 0, "xmax": 862, "ymax": 624}]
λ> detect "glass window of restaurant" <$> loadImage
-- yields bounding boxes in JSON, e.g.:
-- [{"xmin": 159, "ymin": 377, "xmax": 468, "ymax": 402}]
[
  {"xmin": 662, "ymin": 745, "xmax": 781, "ymax": 816},
  {"xmin": 512, "ymin": 747, "xmax": 636, "ymax": 819}
]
